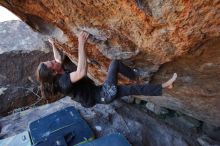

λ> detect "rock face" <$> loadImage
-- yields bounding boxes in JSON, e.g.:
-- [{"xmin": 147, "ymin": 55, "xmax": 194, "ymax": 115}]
[
  {"xmin": 152, "ymin": 38, "xmax": 220, "ymax": 127},
  {"xmin": 0, "ymin": 97, "xmax": 195, "ymax": 146},
  {"xmin": 0, "ymin": 20, "xmax": 53, "ymax": 115},
  {"xmin": 0, "ymin": 1, "xmax": 220, "ymax": 126},
  {"xmin": 0, "ymin": 20, "xmax": 48, "ymax": 53},
  {"xmin": 0, "ymin": 50, "xmax": 53, "ymax": 116}
]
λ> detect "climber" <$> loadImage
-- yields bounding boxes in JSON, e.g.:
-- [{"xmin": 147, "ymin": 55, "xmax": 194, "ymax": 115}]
[{"xmin": 36, "ymin": 31, "xmax": 177, "ymax": 107}]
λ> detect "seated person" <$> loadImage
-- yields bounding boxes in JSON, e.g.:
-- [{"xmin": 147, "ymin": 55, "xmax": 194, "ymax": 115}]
[{"xmin": 36, "ymin": 32, "xmax": 177, "ymax": 107}]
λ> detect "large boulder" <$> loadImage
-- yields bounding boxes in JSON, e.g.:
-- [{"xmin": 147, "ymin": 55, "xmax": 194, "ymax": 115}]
[
  {"xmin": 0, "ymin": 50, "xmax": 53, "ymax": 116},
  {"xmin": 0, "ymin": 97, "xmax": 195, "ymax": 146},
  {"xmin": 0, "ymin": 20, "xmax": 53, "ymax": 115},
  {"xmin": 0, "ymin": 0, "xmax": 219, "ymax": 126},
  {"xmin": 0, "ymin": 20, "xmax": 48, "ymax": 53}
]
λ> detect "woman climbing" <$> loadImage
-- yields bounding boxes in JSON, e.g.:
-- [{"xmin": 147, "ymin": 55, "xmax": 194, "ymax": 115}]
[{"xmin": 36, "ymin": 31, "xmax": 177, "ymax": 107}]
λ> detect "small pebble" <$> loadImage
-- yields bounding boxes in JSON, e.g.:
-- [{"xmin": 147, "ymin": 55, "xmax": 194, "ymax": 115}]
[{"xmin": 95, "ymin": 126, "xmax": 102, "ymax": 131}]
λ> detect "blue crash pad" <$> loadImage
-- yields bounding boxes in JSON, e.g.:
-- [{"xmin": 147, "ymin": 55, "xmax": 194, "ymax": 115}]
[
  {"xmin": 29, "ymin": 106, "xmax": 94, "ymax": 146},
  {"xmin": 79, "ymin": 133, "xmax": 131, "ymax": 146}
]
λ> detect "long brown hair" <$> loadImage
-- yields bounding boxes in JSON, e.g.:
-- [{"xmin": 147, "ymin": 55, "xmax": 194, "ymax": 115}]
[{"xmin": 36, "ymin": 62, "xmax": 57, "ymax": 98}]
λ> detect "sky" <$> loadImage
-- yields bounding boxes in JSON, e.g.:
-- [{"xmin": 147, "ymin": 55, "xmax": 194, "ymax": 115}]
[{"xmin": 0, "ymin": 6, "xmax": 20, "ymax": 22}]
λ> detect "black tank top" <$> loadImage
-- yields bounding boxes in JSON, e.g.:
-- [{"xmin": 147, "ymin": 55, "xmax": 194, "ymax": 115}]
[{"xmin": 56, "ymin": 54, "xmax": 97, "ymax": 107}]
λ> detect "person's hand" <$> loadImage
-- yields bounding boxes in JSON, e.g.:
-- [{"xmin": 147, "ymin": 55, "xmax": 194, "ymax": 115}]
[
  {"xmin": 48, "ymin": 38, "xmax": 54, "ymax": 46},
  {"xmin": 78, "ymin": 31, "xmax": 89, "ymax": 46}
]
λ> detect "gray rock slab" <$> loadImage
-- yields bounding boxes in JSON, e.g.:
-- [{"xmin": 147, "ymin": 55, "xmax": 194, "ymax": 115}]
[{"xmin": 0, "ymin": 97, "xmax": 194, "ymax": 146}]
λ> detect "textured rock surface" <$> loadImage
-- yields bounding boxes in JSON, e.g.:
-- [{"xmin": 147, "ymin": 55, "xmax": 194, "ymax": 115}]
[
  {"xmin": 0, "ymin": 97, "xmax": 195, "ymax": 146},
  {"xmin": 0, "ymin": 20, "xmax": 48, "ymax": 54},
  {"xmin": 0, "ymin": 50, "xmax": 53, "ymax": 115},
  {"xmin": 0, "ymin": 0, "xmax": 220, "ymax": 126},
  {"xmin": 0, "ymin": 21, "xmax": 53, "ymax": 115},
  {"xmin": 151, "ymin": 38, "xmax": 220, "ymax": 126}
]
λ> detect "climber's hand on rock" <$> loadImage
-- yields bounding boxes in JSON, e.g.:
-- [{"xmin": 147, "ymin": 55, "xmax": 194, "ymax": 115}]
[
  {"xmin": 48, "ymin": 38, "xmax": 54, "ymax": 45},
  {"xmin": 78, "ymin": 31, "xmax": 89, "ymax": 46}
]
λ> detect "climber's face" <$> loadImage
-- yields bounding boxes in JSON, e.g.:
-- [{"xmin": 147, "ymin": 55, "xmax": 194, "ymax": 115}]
[{"xmin": 43, "ymin": 60, "xmax": 62, "ymax": 73}]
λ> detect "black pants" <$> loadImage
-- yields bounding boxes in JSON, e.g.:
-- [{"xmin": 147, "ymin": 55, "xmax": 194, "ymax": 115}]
[{"xmin": 96, "ymin": 60, "xmax": 162, "ymax": 104}]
